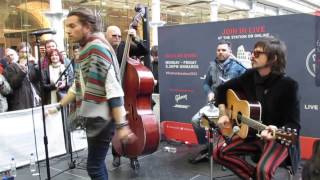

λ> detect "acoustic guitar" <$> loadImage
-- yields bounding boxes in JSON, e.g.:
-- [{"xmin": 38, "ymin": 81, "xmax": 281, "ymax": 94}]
[{"xmin": 222, "ymin": 89, "xmax": 297, "ymax": 146}]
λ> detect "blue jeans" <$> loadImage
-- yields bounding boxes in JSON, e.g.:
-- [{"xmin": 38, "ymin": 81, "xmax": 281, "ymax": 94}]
[{"xmin": 86, "ymin": 117, "xmax": 114, "ymax": 180}]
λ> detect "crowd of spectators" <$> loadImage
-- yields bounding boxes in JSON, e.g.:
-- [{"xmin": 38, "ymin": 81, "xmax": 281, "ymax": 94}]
[
  {"xmin": 0, "ymin": 40, "xmax": 75, "ymax": 112},
  {"xmin": 0, "ymin": 32, "xmax": 159, "ymax": 115}
]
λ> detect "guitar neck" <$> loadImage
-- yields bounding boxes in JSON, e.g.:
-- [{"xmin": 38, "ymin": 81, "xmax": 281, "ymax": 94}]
[{"xmin": 237, "ymin": 114, "xmax": 267, "ymax": 132}]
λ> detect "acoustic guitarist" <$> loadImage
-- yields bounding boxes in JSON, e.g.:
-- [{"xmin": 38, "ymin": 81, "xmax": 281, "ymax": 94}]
[{"xmin": 214, "ymin": 37, "xmax": 301, "ymax": 180}]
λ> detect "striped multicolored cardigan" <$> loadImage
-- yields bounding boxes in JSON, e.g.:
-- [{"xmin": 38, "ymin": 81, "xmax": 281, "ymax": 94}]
[{"xmin": 73, "ymin": 33, "xmax": 121, "ymax": 121}]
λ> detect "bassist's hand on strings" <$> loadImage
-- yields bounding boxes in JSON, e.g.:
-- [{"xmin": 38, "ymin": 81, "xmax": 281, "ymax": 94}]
[
  {"xmin": 128, "ymin": 29, "xmax": 137, "ymax": 38},
  {"xmin": 260, "ymin": 125, "xmax": 277, "ymax": 140}
]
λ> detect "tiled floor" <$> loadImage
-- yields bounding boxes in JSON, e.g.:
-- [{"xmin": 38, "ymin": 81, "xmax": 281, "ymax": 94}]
[{"xmin": 12, "ymin": 141, "xmax": 302, "ymax": 180}]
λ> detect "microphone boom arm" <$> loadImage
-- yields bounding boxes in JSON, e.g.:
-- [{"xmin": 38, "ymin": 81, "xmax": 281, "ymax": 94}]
[{"xmin": 55, "ymin": 61, "xmax": 73, "ymax": 85}]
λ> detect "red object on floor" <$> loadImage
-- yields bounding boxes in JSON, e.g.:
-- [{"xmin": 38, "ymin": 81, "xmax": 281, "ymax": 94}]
[
  {"xmin": 161, "ymin": 121, "xmax": 198, "ymax": 144},
  {"xmin": 300, "ymin": 136, "xmax": 320, "ymax": 160},
  {"xmin": 161, "ymin": 121, "xmax": 319, "ymax": 160}
]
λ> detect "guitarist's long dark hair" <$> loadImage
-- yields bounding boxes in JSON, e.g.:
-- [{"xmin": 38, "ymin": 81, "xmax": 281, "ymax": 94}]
[{"xmin": 254, "ymin": 37, "xmax": 286, "ymax": 75}]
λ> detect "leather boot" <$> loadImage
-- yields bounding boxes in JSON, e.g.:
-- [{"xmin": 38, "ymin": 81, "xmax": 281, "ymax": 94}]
[{"xmin": 112, "ymin": 156, "xmax": 121, "ymax": 167}]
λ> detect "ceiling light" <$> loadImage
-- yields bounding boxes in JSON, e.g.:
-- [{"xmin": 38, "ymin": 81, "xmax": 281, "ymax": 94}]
[{"xmin": 180, "ymin": 12, "xmax": 186, "ymax": 16}]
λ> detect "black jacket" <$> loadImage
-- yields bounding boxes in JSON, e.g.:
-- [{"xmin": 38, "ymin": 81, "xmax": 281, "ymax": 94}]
[
  {"xmin": 216, "ymin": 69, "xmax": 301, "ymax": 174},
  {"xmin": 116, "ymin": 39, "xmax": 148, "ymax": 66},
  {"xmin": 4, "ymin": 63, "xmax": 41, "ymax": 111}
]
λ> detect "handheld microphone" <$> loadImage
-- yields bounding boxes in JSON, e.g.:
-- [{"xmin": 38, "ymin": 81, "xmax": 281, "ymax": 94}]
[
  {"xmin": 31, "ymin": 28, "xmax": 56, "ymax": 36},
  {"xmin": 233, "ymin": 126, "xmax": 240, "ymax": 134}
]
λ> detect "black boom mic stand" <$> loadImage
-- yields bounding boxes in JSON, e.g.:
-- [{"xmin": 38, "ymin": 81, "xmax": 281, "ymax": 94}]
[
  {"xmin": 202, "ymin": 101, "xmax": 235, "ymax": 180},
  {"xmin": 54, "ymin": 60, "xmax": 72, "ymax": 85},
  {"xmin": 31, "ymin": 28, "xmax": 56, "ymax": 180}
]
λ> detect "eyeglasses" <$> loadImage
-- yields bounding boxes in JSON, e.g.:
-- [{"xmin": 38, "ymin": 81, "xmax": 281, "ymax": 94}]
[
  {"xmin": 112, "ymin": 35, "xmax": 122, "ymax": 38},
  {"xmin": 252, "ymin": 50, "xmax": 266, "ymax": 58}
]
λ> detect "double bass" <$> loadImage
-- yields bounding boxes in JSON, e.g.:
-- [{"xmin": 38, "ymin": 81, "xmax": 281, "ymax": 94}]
[{"xmin": 112, "ymin": 6, "xmax": 160, "ymax": 159}]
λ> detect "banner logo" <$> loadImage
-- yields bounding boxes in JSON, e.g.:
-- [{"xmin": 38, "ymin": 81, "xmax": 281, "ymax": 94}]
[
  {"xmin": 306, "ymin": 48, "xmax": 316, "ymax": 77},
  {"xmin": 173, "ymin": 94, "xmax": 190, "ymax": 109},
  {"xmin": 175, "ymin": 94, "xmax": 187, "ymax": 103}
]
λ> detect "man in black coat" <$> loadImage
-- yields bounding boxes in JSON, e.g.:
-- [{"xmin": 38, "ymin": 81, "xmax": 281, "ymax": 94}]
[{"xmin": 214, "ymin": 37, "xmax": 300, "ymax": 180}]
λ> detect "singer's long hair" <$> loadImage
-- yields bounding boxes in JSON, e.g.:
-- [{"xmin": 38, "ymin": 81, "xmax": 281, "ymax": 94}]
[
  {"xmin": 67, "ymin": 7, "xmax": 103, "ymax": 33},
  {"xmin": 254, "ymin": 37, "xmax": 286, "ymax": 74}
]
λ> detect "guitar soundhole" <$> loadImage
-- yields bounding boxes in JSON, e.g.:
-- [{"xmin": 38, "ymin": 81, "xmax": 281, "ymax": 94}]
[
  {"xmin": 230, "ymin": 105, "xmax": 239, "ymax": 123},
  {"xmin": 237, "ymin": 112, "xmax": 242, "ymax": 124}
]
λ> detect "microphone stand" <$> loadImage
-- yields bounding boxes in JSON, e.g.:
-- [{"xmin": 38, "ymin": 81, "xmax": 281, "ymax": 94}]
[
  {"xmin": 33, "ymin": 34, "xmax": 51, "ymax": 180},
  {"xmin": 50, "ymin": 59, "xmax": 87, "ymax": 179},
  {"xmin": 202, "ymin": 101, "xmax": 233, "ymax": 180},
  {"xmin": 208, "ymin": 126, "xmax": 219, "ymax": 180},
  {"xmin": 54, "ymin": 60, "xmax": 73, "ymax": 85}
]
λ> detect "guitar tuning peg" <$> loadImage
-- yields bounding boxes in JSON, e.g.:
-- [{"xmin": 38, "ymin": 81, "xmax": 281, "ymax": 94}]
[
  {"xmin": 293, "ymin": 129, "xmax": 297, "ymax": 134},
  {"xmin": 286, "ymin": 127, "xmax": 292, "ymax": 132},
  {"xmin": 281, "ymin": 126, "xmax": 285, "ymax": 130}
]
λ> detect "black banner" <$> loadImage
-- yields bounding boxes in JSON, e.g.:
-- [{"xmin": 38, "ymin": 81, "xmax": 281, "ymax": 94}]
[{"xmin": 159, "ymin": 14, "xmax": 319, "ymax": 138}]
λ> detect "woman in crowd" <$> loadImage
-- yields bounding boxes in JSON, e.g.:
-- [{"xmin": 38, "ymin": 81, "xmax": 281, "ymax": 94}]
[{"xmin": 42, "ymin": 49, "xmax": 67, "ymax": 105}]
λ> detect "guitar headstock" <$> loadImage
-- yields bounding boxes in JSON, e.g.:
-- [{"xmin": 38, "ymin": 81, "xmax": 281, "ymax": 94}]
[{"xmin": 275, "ymin": 126, "xmax": 298, "ymax": 146}]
